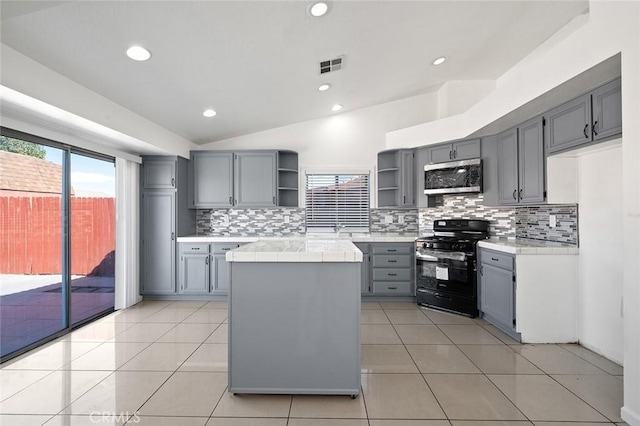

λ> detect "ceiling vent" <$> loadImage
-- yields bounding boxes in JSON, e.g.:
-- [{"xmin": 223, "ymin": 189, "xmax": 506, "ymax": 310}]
[{"xmin": 319, "ymin": 56, "xmax": 344, "ymax": 74}]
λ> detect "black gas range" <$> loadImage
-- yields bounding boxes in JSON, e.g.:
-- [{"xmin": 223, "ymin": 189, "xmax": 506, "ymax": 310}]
[{"xmin": 415, "ymin": 219, "xmax": 489, "ymax": 317}]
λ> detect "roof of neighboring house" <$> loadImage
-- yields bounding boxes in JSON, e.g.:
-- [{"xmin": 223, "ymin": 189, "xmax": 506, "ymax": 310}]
[{"xmin": 0, "ymin": 150, "xmax": 72, "ymax": 195}]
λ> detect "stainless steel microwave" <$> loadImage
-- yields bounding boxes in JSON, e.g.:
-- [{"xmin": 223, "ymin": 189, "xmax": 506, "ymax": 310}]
[{"xmin": 423, "ymin": 158, "xmax": 482, "ymax": 195}]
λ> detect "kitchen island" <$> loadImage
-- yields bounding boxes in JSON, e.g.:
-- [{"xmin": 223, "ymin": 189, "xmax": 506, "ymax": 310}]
[{"xmin": 226, "ymin": 239, "xmax": 363, "ymax": 397}]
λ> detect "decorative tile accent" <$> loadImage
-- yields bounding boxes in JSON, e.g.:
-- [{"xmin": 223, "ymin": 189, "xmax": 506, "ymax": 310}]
[
  {"xmin": 196, "ymin": 208, "xmax": 305, "ymax": 236},
  {"xmin": 515, "ymin": 205, "xmax": 579, "ymax": 244},
  {"xmin": 370, "ymin": 209, "xmax": 419, "ymax": 234},
  {"xmin": 419, "ymin": 194, "xmax": 516, "ymax": 238}
]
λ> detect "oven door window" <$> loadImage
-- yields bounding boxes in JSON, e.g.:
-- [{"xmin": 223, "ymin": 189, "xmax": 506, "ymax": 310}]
[{"xmin": 417, "ymin": 250, "xmax": 474, "ymax": 296}]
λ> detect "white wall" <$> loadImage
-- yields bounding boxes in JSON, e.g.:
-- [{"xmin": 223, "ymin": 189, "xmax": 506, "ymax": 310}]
[
  {"xmin": 199, "ymin": 92, "xmax": 439, "ymax": 171},
  {"xmin": 577, "ymin": 143, "xmax": 624, "ymax": 364},
  {"xmin": 436, "ymin": 80, "xmax": 496, "ymax": 119}
]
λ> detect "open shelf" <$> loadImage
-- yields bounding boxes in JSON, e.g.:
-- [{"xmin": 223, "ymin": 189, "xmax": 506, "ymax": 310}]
[{"xmin": 277, "ymin": 151, "xmax": 299, "ymax": 207}]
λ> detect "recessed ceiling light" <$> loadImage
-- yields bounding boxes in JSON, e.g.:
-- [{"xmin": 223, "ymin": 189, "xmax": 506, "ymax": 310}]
[
  {"xmin": 126, "ymin": 45, "xmax": 151, "ymax": 61},
  {"xmin": 203, "ymin": 109, "xmax": 217, "ymax": 118},
  {"xmin": 318, "ymin": 83, "xmax": 331, "ymax": 91},
  {"xmin": 331, "ymin": 104, "xmax": 343, "ymax": 112},
  {"xmin": 308, "ymin": 1, "xmax": 329, "ymax": 17},
  {"xmin": 432, "ymin": 56, "xmax": 446, "ymax": 66}
]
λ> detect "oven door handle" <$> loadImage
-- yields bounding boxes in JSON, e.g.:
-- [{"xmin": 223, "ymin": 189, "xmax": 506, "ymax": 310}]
[{"xmin": 416, "ymin": 253, "xmax": 439, "ymax": 261}]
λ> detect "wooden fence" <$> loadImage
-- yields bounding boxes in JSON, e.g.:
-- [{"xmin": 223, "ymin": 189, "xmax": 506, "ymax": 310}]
[{"xmin": 0, "ymin": 197, "xmax": 115, "ymax": 275}]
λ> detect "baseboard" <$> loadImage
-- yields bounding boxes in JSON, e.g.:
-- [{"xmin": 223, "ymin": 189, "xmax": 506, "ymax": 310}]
[{"xmin": 622, "ymin": 406, "xmax": 640, "ymax": 426}]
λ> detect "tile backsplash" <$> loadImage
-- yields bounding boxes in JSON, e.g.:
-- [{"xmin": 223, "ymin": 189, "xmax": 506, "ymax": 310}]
[
  {"xmin": 418, "ymin": 193, "xmax": 579, "ymax": 244},
  {"xmin": 370, "ymin": 209, "xmax": 419, "ymax": 234},
  {"xmin": 195, "ymin": 197, "xmax": 578, "ymax": 244},
  {"xmin": 419, "ymin": 194, "xmax": 516, "ymax": 237},
  {"xmin": 197, "ymin": 208, "xmax": 305, "ymax": 236},
  {"xmin": 515, "ymin": 205, "xmax": 578, "ymax": 244}
]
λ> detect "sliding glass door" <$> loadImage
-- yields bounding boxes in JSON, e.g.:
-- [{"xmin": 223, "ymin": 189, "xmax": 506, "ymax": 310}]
[
  {"xmin": 0, "ymin": 129, "xmax": 115, "ymax": 360},
  {"xmin": 69, "ymin": 153, "xmax": 116, "ymax": 326}
]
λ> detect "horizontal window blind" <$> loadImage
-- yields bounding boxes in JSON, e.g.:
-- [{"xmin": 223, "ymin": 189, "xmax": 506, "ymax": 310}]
[{"xmin": 305, "ymin": 174, "xmax": 370, "ymax": 231}]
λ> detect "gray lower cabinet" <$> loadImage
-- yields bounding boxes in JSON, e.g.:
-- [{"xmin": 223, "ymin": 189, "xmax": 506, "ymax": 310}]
[
  {"xmin": 545, "ymin": 78, "xmax": 621, "ymax": 154},
  {"xmin": 353, "ymin": 243, "xmax": 371, "ymax": 294},
  {"xmin": 370, "ymin": 243, "xmax": 414, "ymax": 296},
  {"xmin": 177, "ymin": 242, "xmax": 241, "ymax": 296},
  {"xmin": 141, "ymin": 191, "xmax": 176, "ymax": 294},
  {"xmin": 497, "ymin": 117, "xmax": 545, "ymax": 205},
  {"xmin": 479, "ymin": 248, "xmax": 519, "ymax": 341}
]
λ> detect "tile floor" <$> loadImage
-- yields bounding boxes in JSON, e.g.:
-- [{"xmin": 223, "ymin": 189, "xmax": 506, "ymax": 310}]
[{"xmin": 0, "ymin": 300, "xmax": 628, "ymax": 426}]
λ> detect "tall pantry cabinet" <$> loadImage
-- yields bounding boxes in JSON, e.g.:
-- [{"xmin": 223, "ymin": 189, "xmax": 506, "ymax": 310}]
[{"xmin": 140, "ymin": 156, "xmax": 195, "ymax": 295}]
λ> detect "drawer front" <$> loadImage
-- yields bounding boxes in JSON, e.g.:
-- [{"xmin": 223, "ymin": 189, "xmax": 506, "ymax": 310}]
[
  {"xmin": 481, "ymin": 249, "xmax": 514, "ymax": 271},
  {"xmin": 373, "ymin": 281, "xmax": 413, "ymax": 295},
  {"xmin": 373, "ymin": 268, "xmax": 411, "ymax": 281},
  {"xmin": 371, "ymin": 245, "xmax": 412, "ymax": 255},
  {"xmin": 180, "ymin": 243, "xmax": 210, "ymax": 253},
  {"xmin": 213, "ymin": 243, "xmax": 241, "ymax": 254},
  {"xmin": 372, "ymin": 255, "xmax": 411, "ymax": 268}
]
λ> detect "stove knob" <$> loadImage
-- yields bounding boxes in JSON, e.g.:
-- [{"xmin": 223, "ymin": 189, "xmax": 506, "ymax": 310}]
[{"xmin": 453, "ymin": 243, "xmax": 464, "ymax": 251}]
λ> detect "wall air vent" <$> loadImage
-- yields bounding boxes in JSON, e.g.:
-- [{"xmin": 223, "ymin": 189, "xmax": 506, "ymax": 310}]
[{"xmin": 319, "ymin": 56, "xmax": 344, "ymax": 74}]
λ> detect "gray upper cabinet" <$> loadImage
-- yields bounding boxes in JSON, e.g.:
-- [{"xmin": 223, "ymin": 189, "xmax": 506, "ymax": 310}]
[
  {"xmin": 190, "ymin": 150, "xmax": 292, "ymax": 208},
  {"xmin": 518, "ymin": 117, "xmax": 545, "ymax": 204},
  {"xmin": 234, "ymin": 151, "xmax": 277, "ymax": 207},
  {"xmin": 497, "ymin": 118, "xmax": 545, "ymax": 205},
  {"xmin": 141, "ymin": 191, "xmax": 176, "ymax": 294},
  {"xmin": 497, "ymin": 128, "xmax": 519, "ymax": 204},
  {"xmin": 427, "ymin": 139, "xmax": 481, "ymax": 163},
  {"xmin": 399, "ymin": 150, "xmax": 415, "ymax": 207},
  {"xmin": 546, "ymin": 78, "xmax": 621, "ymax": 154},
  {"xmin": 377, "ymin": 149, "xmax": 415, "ymax": 208},
  {"xmin": 592, "ymin": 78, "xmax": 622, "ymax": 141},
  {"xmin": 190, "ymin": 152, "xmax": 233, "ymax": 208},
  {"xmin": 142, "ymin": 158, "xmax": 176, "ymax": 189},
  {"xmin": 545, "ymin": 94, "xmax": 591, "ymax": 154}
]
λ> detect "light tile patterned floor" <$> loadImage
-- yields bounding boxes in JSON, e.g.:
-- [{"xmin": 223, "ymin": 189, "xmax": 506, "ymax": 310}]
[{"xmin": 0, "ymin": 300, "xmax": 628, "ymax": 425}]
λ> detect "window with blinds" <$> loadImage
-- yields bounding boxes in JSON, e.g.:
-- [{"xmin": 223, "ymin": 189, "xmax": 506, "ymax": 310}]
[{"xmin": 305, "ymin": 174, "xmax": 370, "ymax": 232}]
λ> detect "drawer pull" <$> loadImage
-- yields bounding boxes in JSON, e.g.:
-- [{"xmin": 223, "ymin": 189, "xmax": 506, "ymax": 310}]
[
  {"xmin": 222, "ymin": 248, "xmax": 231, "ymax": 251},
  {"xmin": 435, "ymin": 293, "xmax": 452, "ymax": 301},
  {"xmin": 193, "ymin": 248, "xmax": 200, "ymax": 250},
  {"xmin": 387, "ymin": 249, "xmax": 397, "ymax": 252},
  {"xmin": 388, "ymin": 273, "xmax": 397, "ymax": 277},
  {"xmin": 387, "ymin": 286, "xmax": 397, "ymax": 290},
  {"xmin": 387, "ymin": 260, "xmax": 397, "ymax": 263},
  {"xmin": 491, "ymin": 257, "xmax": 499, "ymax": 261}
]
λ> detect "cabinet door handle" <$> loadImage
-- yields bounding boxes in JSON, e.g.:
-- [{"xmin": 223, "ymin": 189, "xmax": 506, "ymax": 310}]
[
  {"xmin": 229, "ymin": 196, "xmax": 233, "ymax": 205},
  {"xmin": 403, "ymin": 195, "xmax": 406, "ymax": 204},
  {"xmin": 583, "ymin": 124, "xmax": 589, "ymax": 139},
  {"xmin": 273, "ymin": 196, "xmax": 276, "ymax": 205},
  {"xmin": 453, "ymin": 150, "xmax": 457, "ymax": 159},
  {"xmin": 171, "ymin": 178, "xmax": 175, "ymax": 187},
  {"xmin": 171, "ymin": 232, "xmax": 175, "ymax": 241},
  {"xmin": 592, "ymin": 120, "xmax": 599, "ymax": 136},
  {"xmin": 205, "ymin": 256, "xmax": 209, "ymax": 265},
  {"xmin": 519, "ymin": 189, "xmax": 523, "ymax": 200},
  {"xmin": 480, "ymin": 266, "xmax": 484, "ymax": 276},
  {"xmin": 512, "ymin": 189, "xmax": 517, "ymax": 200}
]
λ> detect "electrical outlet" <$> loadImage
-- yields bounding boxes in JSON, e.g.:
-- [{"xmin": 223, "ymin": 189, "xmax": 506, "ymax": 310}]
[
  {"xmin": 284, "ymin": 215, "xmax": 290, "ymax": 224},
  {"xmin": 398, "ymin": 215, "xmax": 405, "ymax": 224},
  {"xmin": 385, "ymin": 215, "xmax": 393, "ymax": 224},
  {"xmin": 222, "ymin": 214, "xmax": 229, "ymax": 225},
  {"xmin": 549, "ymin": 214, "xmax": 556, "ymax": 228}
]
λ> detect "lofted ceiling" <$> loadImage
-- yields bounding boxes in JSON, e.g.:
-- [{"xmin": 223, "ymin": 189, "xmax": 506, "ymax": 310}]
[{"xmin": 0, "ymin": 0, "xmax": 588, "ymax": 145}]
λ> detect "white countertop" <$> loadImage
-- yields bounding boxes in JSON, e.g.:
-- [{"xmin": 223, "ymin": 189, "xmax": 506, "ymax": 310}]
[
  {"xmin": 478, "ymin": 238, "xmax": 579, "ymax": 255},
  {"xmin": 225, "ymin": 239, "xmax": 364, "ymax": 262},
  {"xmin": 178, "ymin": 234, "xmax": 417, "ymax": 243}
]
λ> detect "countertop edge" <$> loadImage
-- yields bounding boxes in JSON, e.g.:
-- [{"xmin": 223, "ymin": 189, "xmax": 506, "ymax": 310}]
[{"xmin": 478, "ymin": 239, "xmax": 579, "ymax": 255}]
